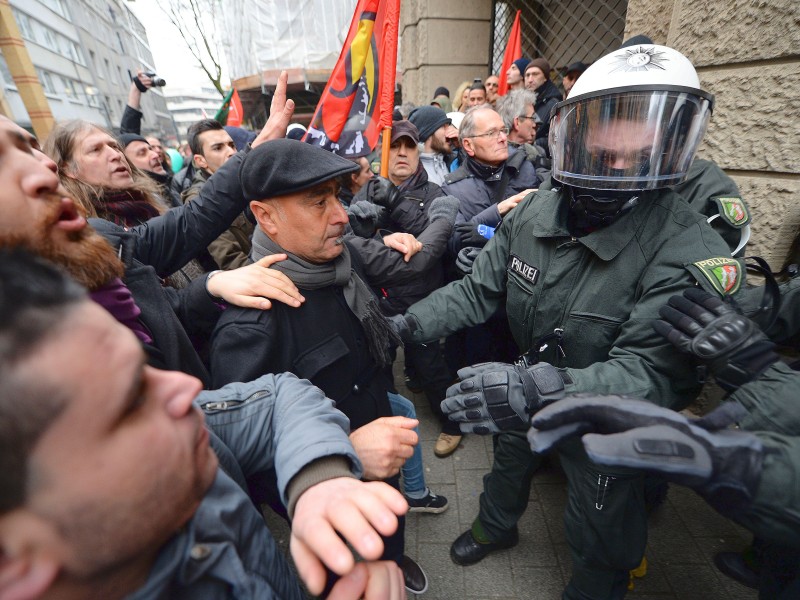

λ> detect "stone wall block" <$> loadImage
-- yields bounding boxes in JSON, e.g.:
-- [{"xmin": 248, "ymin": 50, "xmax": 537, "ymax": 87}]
[
  {"xmin": 623, "ymin": 0, "xmax": 674, "ymax": 45},
  {"xmin": 700, "ymin": 65, "xmax": 799, "ymax": 173},
  {"xmin": 728, "ymin": 175, "xmax": 800, "ymax": 268},
  {"xmin": 419, "ymin": 0, "xmax": 492, "ymax": 21},
  {"xmin": 672, "ymin": 0, "xmax": 800, "ymax": 65},
  {"xmin": 400, "ymin": 0, "xmax": 421, "ymax": 27},
  {"xmin": 401, "ymin": 23, "xmax": 420, "ymax": 72}
]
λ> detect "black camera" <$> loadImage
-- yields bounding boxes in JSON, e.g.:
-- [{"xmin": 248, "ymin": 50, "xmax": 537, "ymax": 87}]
[{"xmin": 144, "ymin": 72, "xmax": 166, "ymax": 87}]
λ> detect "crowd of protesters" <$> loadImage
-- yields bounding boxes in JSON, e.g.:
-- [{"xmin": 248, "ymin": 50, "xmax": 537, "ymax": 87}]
[{"xmin": 0, "ymin": 32, "xmax": 798, "ymax": 600}]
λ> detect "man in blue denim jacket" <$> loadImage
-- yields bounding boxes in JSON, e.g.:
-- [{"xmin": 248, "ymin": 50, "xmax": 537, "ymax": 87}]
[{"xmin": 0, "ymin": 250, "xmax": 406, "ymax": 600}]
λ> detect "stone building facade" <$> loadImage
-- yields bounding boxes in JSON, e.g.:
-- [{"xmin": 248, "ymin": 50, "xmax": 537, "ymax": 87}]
[
  {"xmin": 401, "ymin": 0, "xmax": 800, "ymax": 269},
  {"xmin": 626, "ymin": 0, "xmax": 800, "ymax": 269}
]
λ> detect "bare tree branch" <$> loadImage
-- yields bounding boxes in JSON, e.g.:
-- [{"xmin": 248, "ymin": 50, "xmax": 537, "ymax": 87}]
[{"xmin": 159, "ymin": 0, "xmax": 226, "ymax": 96}]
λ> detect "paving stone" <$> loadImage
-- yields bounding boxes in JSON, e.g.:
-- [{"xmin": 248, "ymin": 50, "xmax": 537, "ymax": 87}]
[
  {"xmin": 462, "ymin": 546, "xmax": 516, "ymax": 597},
  {"xmin": 414, "ymin": 542, "xmax": 465, "ymax": 599},
  {"xmin": 512, "ymin": 566, "xmax": 567, "ymax": 599},
  {"xmin": 666, "ymin": 562, "xmax": 752, "ymax": 600}
]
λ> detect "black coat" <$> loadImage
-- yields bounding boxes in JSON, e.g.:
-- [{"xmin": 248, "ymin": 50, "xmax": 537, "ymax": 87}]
[
  {"xmin": 210, "ymin": 223, "xmax": 453, "ymax": 426},
  {"xmin": 533, "ymin": 79, "xmax": 563, "ymax": 147},
  {"xmin": 91, "ymin": 151, "xmax": 251, "ymax": 386}
]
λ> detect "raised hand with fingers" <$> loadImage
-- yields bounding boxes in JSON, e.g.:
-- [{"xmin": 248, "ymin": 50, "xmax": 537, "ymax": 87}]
[{"xmin": 252, "ymin": 71, "xmax": 296, "ymax": 147}]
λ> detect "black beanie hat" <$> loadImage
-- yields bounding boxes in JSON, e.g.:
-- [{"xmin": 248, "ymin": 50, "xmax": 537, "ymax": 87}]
[
  {"xmin": 408, "ymin": 105, "xmax": 451, "ymax": 142},
  {"xmin": 512, "ymin": 57, "xmax": 531, "ymax": 75},
  {"xmin": 239, "ymin": 139, "xmax": 359, "ymax": 201},
  {"xmin": 118, "ymin": 133, "xmax": 148, "ymax": 148}
]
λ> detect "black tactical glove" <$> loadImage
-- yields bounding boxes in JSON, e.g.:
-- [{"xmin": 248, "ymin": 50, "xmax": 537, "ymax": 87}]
[
  {"xmin": 529, "ymin": 395, "xmax": 764, "ymax": 516},
  {"xmin": 386, "ymin": 313, "xmax": 418, "ymax": 344},
  {"xmin": 455, "ymin": 222, "xmax": 489, "ymax": 248},
  {"xmin": 426, "ymin": 195, "xmax": 459, "ymax": 225},
  {"xmin": 441, "ymin": 362, "xmax": 565, "ymax": 434},
  {"xmin": 653, "ymin": 288, "xmax": 779, "ymax": 391},
  {"xmin": 364, "ymin": 176, "xmax": 401, "ymax": 211}
]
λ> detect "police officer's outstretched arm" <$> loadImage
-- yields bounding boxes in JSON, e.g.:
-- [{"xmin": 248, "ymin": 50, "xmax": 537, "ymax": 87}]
[
  {"xmin": 402, "ymin": 200, "xmax": 525, "ymax": 345},
  {"xmin": 527, "ymin": 394, "xmax": 800, "ymax": 547}
]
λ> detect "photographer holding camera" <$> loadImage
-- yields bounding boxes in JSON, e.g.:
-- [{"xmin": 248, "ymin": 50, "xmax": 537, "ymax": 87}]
[{"xmin": 118, "ymin": 69, "xmax": 184, "ymax": 208}]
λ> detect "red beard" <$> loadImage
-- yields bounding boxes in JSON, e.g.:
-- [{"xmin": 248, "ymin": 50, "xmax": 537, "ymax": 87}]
[{"xmin": 0, "ymin": 194, "xmax": 125, "ymax": 290}]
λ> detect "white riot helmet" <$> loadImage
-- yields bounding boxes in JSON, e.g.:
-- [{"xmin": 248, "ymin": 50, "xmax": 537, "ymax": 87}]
[{"xmin": 549, "ymin": 45, "xmax": 713, "ymax": 191}]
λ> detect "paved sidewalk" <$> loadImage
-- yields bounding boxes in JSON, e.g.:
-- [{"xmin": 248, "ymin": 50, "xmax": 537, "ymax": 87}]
[{"xmin": 264, "ymin": 356, "xmax": 758, "ymax": 599}]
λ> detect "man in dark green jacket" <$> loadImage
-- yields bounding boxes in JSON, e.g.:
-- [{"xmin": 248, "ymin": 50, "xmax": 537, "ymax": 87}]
[{"xmin": 395, "ymin": 44, "xmax": 742, "ymax": 599}]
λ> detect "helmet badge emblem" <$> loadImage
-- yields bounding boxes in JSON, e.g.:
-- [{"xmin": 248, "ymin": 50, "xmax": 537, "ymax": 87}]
[{"xmin": 610, "ymin": 46, "xmax": 669, "ymax": 73}]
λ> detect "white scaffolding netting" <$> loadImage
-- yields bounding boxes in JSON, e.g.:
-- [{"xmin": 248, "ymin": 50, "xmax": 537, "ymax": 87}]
[{"xmin": 220, "ymin": 0, "xmax": 359, "ymax": 79}]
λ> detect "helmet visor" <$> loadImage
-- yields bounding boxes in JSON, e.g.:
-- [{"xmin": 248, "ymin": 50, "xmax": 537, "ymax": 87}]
[{"xmin": 550, "ymin": 89, "xmax": 712, "ymax": 190}]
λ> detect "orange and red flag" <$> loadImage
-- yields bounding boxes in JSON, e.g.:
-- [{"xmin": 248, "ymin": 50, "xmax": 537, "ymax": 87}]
[
  {"xmin": 497, "ymin": 10, "xmax": 522, "ymax": 96},
  {"xmin": 305, "ymin": 0, "xmax": 400, "ymax": 157}
]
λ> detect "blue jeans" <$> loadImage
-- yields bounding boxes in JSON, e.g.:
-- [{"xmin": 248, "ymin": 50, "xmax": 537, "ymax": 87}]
[{"xmin": 387, "ymin": 392, "xmax": 426, "ymax": 497}]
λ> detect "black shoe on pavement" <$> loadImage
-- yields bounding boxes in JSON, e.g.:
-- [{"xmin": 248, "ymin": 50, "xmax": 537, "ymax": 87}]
[
  {"xmin": 714, "ymin": 551, "xmax": 760, "ymax": 590},
  {"xmin": 405, "ymin": 490, "xmax": 449, "ymax": 514},
  {"xmin": 403, "ymin": 375, "xmax": 424, "ymax": 394},
  {"xmin": 450, "ymin": 528, "xmax": 519, "ymax": 566},
  {"xmin": 400, "ymin": 554, "xmax": 428, "ymax": 594}
]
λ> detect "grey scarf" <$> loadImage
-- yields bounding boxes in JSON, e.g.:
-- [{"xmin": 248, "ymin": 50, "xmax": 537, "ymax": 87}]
[{"xmin": 251, "ymin": 228, "xmax": 400, "ymax": 366}]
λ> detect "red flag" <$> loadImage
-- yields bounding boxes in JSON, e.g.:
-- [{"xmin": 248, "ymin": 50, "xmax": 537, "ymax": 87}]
[
  {"xmin": 305, "ymin": 0, "xmax": 400, "ymax": 157},
  {"xmin": 214, "ymin": 88, "xmax": 244, "ymax": 127},
  {"xmin": 497, "ymin": 10, "xmax": 522, "ymax": 96},
  {"xmin": 227, "ymin": 89, "xmax": 243, "ymax": 127}
]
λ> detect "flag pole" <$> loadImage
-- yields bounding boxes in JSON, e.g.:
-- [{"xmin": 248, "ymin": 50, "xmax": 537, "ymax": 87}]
[
  {"xmin": 380, "ymin": 127, "xmax": 391, "ymax": 177},
  {"xmin": 379, "ymin": 0, "xmax": 400, "ymax": 178}
]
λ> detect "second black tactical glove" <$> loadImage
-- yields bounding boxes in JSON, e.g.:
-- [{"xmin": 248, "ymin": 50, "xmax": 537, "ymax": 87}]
[
  {"xmin": 364, "ymin": 176, "xmax": 401, "ymax": 211},
  {"xmin": 441, "ymin": 362, "xmax": 565, "ymax": 434},
  {"xmin": 529, "ymin": 395, "xmax": 765, "ymax": 516},
  {"xmin": 653, "ymin": 287, "xmax": 779, "ymax": 391}
]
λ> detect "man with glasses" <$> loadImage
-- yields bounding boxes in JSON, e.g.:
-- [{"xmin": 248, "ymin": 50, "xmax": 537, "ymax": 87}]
[
  {"xmin": 497, "ymin": 90, "xmax": 551, "ymax": 181},
  {"xmin": 443, "ymin": 105, "xmax": 539, "ymax": 252}
]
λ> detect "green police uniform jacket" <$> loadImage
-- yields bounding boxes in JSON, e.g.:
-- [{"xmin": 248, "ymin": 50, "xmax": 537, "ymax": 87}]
[
  {"xmin": 406, "ymin": 187, "xmax": 742, "ymax": 410},
  {"xmin": 726, "ymin": 362, "xmax": 800, "ymax": 548}
]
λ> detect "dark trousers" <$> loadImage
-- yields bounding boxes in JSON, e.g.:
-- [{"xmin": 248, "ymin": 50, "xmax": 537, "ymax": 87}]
[
  {"xmin": 475, "ymin": 433, "xmax": 647, "ymax": 600},
  {"xmin": 404, "ymin": 340, "xmax": 460, "ymax": 435}
]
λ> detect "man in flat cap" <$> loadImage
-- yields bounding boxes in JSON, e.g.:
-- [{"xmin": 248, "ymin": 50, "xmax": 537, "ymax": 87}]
[{"xmin": 210, "ymin": 139, "xmax": 461, "ymax": 595}]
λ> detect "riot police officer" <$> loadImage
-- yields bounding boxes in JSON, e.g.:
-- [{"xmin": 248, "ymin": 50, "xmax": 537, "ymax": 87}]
[{"xmin": 395, "ymin": 45, "xmax": 742, "ymax": 599}]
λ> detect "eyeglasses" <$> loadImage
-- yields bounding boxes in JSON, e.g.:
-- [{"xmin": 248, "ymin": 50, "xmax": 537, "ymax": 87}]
[
  {"xmin": 518, "ymin": 114, "xmax": 538, "ymax": 124},
  {"xmin": 468, "ymin": 127, "xmax": 509, "ymax": 140}
]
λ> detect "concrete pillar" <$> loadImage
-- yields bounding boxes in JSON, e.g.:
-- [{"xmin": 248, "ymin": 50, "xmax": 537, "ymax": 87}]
[
  {"xmin": 401, "ymin": 0, "xmax": 493, "ymax": 106},
  {"xmin": 0, "ymin": 0, "xmax": 54, "ymax": 138},
  {"xmin": 625, "ymin": 0, "xmax": 800, "ymax": 268}
]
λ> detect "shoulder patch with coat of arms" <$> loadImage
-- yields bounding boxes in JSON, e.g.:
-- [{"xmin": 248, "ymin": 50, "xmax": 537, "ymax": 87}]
[
  {"xmin": 687, "ymin": 257, "xmax": 743, "ymax": 296},
  {"xmin": 712, "ymin": 196, "xmax": 751, "ymax": 228}
]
